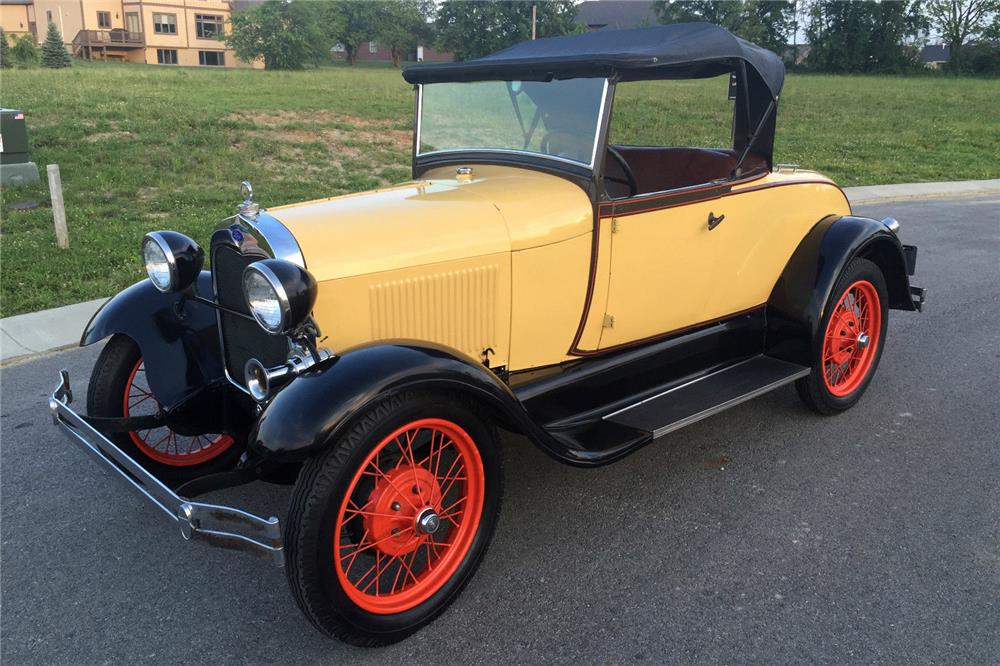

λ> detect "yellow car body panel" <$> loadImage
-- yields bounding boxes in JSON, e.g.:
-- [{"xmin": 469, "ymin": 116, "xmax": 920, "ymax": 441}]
[
  {"xmin": 268, "ymin": 165, "xmax": 593, "ymax": 370},
  {"xmin": 267, "ymin": 165, "xmax": 849, "ymax": 371},
  {"xmin": 595, "ymin": 172, "xmax": 851, "ymax": 350}
]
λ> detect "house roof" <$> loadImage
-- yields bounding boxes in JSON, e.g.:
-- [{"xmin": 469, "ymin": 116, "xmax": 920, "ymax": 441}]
[
  {"xmin": 575, "ymin": 0, "xmax": 658, "ymax": 31},
  {"xmin": 920, "ymin": 45, "xmax": 950, "ymax": 62}
]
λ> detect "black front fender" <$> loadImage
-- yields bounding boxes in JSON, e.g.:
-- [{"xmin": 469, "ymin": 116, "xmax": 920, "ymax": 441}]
[
  {"xmin": 766, "ymin": 215, "xmax": 916, "ymax": 365},
  {"xmin": 250, "ymin": 342, "xmax": 543, "ymax": 462},
  {"xmin": 81, "ymin": 272, "xmax": 225, "ymax": 409}
]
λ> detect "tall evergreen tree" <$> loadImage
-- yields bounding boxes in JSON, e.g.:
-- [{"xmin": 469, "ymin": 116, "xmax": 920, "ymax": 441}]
[
  {"xmin": 0, "ymin": 29, "xmax": 11, "ymax": 69},
  {"xmin": 40, "ymin": 22, "xmax": 72, "ymax": 68}
]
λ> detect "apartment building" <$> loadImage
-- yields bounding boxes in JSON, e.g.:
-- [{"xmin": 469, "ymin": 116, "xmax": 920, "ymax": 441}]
[{"xmin": 0, "ymin": 0, "xmax": 261, "ymax": 68}]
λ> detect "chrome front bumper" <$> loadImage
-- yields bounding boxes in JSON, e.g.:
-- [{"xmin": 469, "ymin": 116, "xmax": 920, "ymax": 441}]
[{"xmin": 48, "ymin": 370, "xmax": 284, "ymax": 566}]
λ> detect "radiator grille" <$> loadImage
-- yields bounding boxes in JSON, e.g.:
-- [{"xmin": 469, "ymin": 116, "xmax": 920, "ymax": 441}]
[
  {"xmin": 212, "ymin": 243, "xmax": 288, "ymax": 388},
  {"xmin": 369, "ymin": 265, "xmax": 499, "ymax": 358}
]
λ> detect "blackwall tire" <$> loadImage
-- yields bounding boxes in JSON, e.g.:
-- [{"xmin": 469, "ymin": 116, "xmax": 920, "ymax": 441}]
[
  {"xmin": 283, "ymin": 390, "xmax": 503, "ymax": 646},
  {"xmin": 86, "ymin": 334, "xmax": 244, "ymax": 485},
  {"xmin": 796, "ymin": 258, "xmax": 889, "ymax": 415}
]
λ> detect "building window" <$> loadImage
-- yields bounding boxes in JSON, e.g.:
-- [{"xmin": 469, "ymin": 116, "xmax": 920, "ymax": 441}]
[
  {"xmin": 368, "ymin": 41, "xmax": 377, "ymax": 54},
  {"xmin": 46, "ymin": 10, "xmax": 52, "ymax": 23},
  {"xmin": 156, "ymin": 49, "xmax": 178, "ymax": 65},
  {"xmin": 195, "ymin": 14, "xmax": 224, "ymax": 39},
  {"xmin": 199, "ymin": 50, "xmax": 225, "ymax": 66},
  {"xmin": 153, "ymin": 13, "xmax": 177, "ymax": 34},
  {"xmin": 97, "ymin": 11, "xmax": 111, "ymax": 29}
]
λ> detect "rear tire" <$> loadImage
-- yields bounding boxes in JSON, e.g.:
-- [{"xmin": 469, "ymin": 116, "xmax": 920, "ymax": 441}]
[
  {"xmin": 284, "ymin": 391, "xmax": 503, "ymax": 646},
  {"xmin": 87, "ymin": 334, "xmax": 244, "ymax": 485},
  {"xmin": 796, "ymin": 258, "xmax": 888, "ymax": 415}
]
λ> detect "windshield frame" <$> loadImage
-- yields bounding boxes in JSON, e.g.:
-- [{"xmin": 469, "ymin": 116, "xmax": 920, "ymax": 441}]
[{"xmin": 413, "ymin": 78, "xmax": 611, "ymax": 171}]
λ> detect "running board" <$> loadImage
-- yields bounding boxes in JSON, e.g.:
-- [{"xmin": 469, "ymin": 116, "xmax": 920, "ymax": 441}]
[{"xmin": 603, "ymin": 356, "xmax": 810, "ymax": 439}]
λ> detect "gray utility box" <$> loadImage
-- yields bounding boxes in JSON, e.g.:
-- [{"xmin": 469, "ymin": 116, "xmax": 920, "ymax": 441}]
[{"xmin": 0, "ymin": 109, "xmax": 41, "ymax": 186}]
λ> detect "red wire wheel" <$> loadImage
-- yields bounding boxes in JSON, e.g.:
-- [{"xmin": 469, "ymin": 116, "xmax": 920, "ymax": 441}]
[
  {"xmin": 332, "ymin": 418, "xmax": 485, "ymax": 615},
  {"xmin": 122, "ymin": 357, "xmax": 236, "ymax": 466},
  {"xmin": 821, "ymin": 279, "xmax": 883, "ymax": 397}
]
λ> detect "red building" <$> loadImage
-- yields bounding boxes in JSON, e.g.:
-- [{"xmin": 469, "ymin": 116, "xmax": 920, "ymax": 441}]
[{"xmin": 332, "ymin": 41, "xmax": 454, "ymax": 63}]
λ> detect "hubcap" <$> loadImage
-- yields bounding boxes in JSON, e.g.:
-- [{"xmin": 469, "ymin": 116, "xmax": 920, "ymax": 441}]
[{"xmin": 416, "ymin": 508, "xmax": 441, "ymax": 535}]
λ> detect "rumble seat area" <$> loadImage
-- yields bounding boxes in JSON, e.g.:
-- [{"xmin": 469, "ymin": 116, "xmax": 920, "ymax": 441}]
[{"xmin": 605, "ymin": 146, "xmax": 769, "ymax": 199}]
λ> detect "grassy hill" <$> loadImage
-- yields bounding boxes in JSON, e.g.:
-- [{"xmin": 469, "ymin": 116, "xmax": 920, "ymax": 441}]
[{"xmin": 1, "ymin": 61, "xmax": 997, "ymax": 316}]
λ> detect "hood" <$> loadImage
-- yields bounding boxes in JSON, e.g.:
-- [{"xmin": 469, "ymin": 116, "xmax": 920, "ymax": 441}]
[{"xmin": 267, "ymin": 165, "xmax": 593, "ymax": 282}]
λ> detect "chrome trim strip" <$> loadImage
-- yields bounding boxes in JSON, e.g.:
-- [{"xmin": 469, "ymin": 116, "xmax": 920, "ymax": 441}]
[
  {"xmin": 237, "ymin": 210, "xmax": 305, "ymax": 268},
  {"xmin": 603, "ymin": 358, "xmax": 811, "ymax": 439},
  {"xmin": 415, "ymin": 78, "xmax": 610, "ymax": 171},
  {"xmin": 47, "ymin": 370, "xmax": 284, "ymax": 566}
]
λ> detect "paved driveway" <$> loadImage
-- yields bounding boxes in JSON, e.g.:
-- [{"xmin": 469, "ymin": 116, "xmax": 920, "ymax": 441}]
[{"xmin": 2, "ymin": 196, "xmax": 998, "ymax": 664}]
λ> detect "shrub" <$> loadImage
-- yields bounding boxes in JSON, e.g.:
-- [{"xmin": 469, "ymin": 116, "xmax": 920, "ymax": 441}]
[{"xmin": 10, "ymin": 33, "xmax": 39, "ymax": 67}]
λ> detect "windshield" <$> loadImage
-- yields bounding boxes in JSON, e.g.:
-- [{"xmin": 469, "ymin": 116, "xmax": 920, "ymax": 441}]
[{"xmin": 417, "ymin": 78, "xmax": 608, "ymax": 167}]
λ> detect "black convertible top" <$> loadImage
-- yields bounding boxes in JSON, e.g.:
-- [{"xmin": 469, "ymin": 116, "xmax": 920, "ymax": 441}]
[{"xmin": 403, "ymin": 23, "xmax": 784, "ymax": 100}]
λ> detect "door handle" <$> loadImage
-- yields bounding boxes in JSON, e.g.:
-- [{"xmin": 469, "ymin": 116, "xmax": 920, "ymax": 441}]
[{"xmin": 707, "ymin": 212, "xmax": 725, "ymax": 230}]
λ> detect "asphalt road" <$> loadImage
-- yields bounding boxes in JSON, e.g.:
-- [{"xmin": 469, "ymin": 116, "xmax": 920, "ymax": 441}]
[{"xmin": 2, "ymin": 196, "xmax": 998, "ymax": 665}]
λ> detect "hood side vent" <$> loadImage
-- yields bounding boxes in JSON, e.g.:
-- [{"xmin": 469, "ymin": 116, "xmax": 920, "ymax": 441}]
[{"xmin": 370, "ymin": 265, "xmax": 499, "ymax": 359}]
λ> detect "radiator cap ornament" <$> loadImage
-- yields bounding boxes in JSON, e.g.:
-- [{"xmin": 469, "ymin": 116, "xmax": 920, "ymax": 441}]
[{"xmin": 238, "ymin": 180, "xmax": 259, "ymax": 218}]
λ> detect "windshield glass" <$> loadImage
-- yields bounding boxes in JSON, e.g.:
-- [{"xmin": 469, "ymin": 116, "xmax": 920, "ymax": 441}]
[{"xmin": 417, "ymin": 78, "xmax": 608, "ymax": 167}]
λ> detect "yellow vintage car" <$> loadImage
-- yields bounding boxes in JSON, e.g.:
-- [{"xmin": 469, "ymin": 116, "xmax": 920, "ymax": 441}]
[{"xmin": 49, "ymin": 24, "xmax": 924, "ymax": 645}]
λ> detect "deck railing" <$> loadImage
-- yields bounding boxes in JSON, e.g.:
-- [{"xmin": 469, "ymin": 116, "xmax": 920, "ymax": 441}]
[{"xmin": 73, "ymin": 29, "xmax": 144, "ymax": 49}]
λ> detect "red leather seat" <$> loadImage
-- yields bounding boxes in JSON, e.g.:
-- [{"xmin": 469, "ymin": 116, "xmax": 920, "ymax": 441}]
[{"xmin": 607, "ymin": 146, "xmax": 768, "ymax": 197}]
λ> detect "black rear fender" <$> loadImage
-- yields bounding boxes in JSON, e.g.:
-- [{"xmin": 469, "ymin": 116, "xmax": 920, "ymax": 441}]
[
  {"xmin": 766, "ymin": 215, "xmax": 916, "ymax": 365},
  {"xmin": 250, "ymin": 342, "xmax": 545, "ymax": 462},
  {"xmin": 81, "ymin": 271, "xmax": 225, "ymax": 410}
]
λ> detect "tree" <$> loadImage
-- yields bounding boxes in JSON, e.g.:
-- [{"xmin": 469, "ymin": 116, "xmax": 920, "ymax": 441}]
[
  {"xmin": 329, "ymin": 0, "xmax": 381, "ymax": 65},
  {"xmin": 40, "ymin": 22, "xmax": 71, "ymax": 68},
  {"xmin": 375, "ymin": 0, "xmax": 435, "ymax": 67},
  {"xmin": 436, "ymin": 0, "xmax": 579, "ymax": 61},
  {"xmin": 227, "ymin": 0, "xmax": 335, "ymax": 70},
  {"xmin": 805, "ymin": 1, "xmax": 925, "ymax": 73},
  {"xmin": 654, "ymin": 1, "xmax": 795, "ymax": 56},
  {"xmin": 9, "ymin": 33, "xmax": 38, "ymax": 67},
  {"xmin": 926, "ymin": 0, "xmax": 1000, "ymax": 72},
  {"xmin": 0, "ymin": 29, "xmax": 10, "ymax": 69}
]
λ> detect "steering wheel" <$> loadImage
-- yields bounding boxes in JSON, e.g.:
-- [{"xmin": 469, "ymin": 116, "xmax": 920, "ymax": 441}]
[{"xmin": 605, "ymin": 146, "xmax": 638, "ymax": 198}]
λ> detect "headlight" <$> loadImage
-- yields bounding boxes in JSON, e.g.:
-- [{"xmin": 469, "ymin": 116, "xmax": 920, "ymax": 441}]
[
  {"xmin": 141, "ymin": 231, "xmax": 204, "ymax": 293},
  {"xmin": 242, "ymin": 259, "xmax": 317, "ymax": 335}
]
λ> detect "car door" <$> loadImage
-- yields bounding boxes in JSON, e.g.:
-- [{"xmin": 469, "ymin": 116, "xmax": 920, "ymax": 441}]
[{"xmin": 597, "ymin": 188, "xmax": 726, "ymax": 350}]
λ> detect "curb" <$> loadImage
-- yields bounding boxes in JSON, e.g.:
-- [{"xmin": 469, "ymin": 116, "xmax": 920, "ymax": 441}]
[
  {"xmin": 844, "ymin": 179, "xmax": 1000, "ymax": 205},
  {"xmin": 1, "ymin": 299, "xmax": 105, "ymax": 365},
  {"xmin": 2, "ymin": 180, "xmax": 998, "ymax": 365}
]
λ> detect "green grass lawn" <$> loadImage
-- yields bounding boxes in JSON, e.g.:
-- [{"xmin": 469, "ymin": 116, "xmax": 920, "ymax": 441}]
[{"xmin": 1, "ymin": 61, "xmax": 997, "ymax": 317}]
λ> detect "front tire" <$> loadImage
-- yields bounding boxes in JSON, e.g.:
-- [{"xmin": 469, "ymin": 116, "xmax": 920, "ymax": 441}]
[
  {"xmin": 87, "ymin": 334, "xmax": 244, "ymax": 485},
  {"xmin": 796, "ymin": 258, "xmax": 888, "ymax": 415},
  {"xmin": 284, "ymin": 391, "xmax": 503, "ymax": 646}
]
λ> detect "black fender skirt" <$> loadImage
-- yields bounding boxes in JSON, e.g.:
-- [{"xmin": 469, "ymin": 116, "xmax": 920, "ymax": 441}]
[
  {"xmin": 249, "ymin": 342, "xmax": 555, "ymax": 462},
  {"xmin": 766, "ymin": 214, "xmax": 917, "ymax": 366},
  {"xmin": 80, "ymin": 271, "xmax": 226, "ymax": 411}
]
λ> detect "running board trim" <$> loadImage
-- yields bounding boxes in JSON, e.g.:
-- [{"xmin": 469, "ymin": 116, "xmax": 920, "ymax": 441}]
[{"xmin": 603, "ymin": 356, "xmax": 810, "ymax": 439}]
